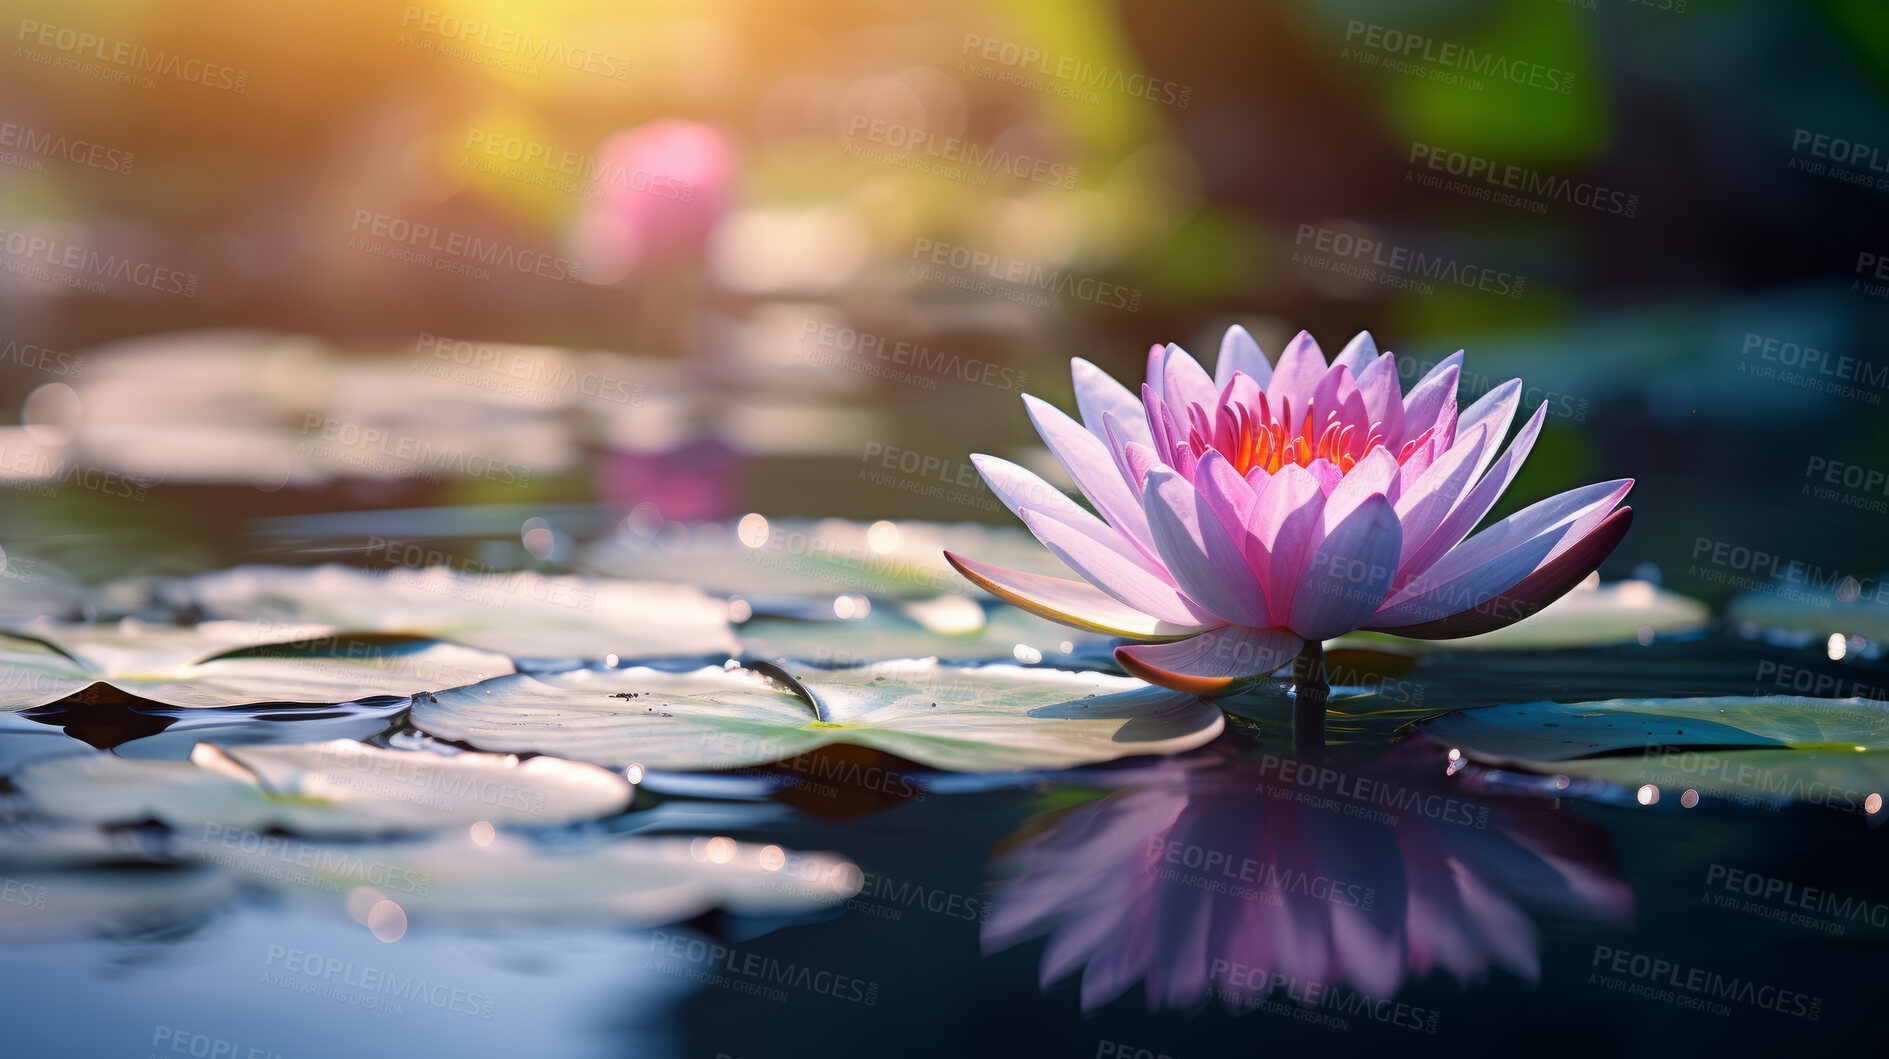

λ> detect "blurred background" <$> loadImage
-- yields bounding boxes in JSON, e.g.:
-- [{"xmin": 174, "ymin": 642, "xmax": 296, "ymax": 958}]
[{"xmin": 1, "ymin": 0, "xmax": 1886, "ymax": 602}]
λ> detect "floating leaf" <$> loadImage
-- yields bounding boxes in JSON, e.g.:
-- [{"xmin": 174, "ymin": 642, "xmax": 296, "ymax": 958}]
[
  {"xmin": 146, "ymin": 564, "xmax": 736, "ymax": 661},
  {"xmin": 1421, "ymin": 696, "xmax": 1889, "ymax": 811},
  {"xmin": 0, "ymin": 620, "xmax": 514, "ymax": 710},
  {"xmin": 11, "ymin": 739, "xmax": 632, "ymax": 835},
  {"xmin": 415, "ymin": 659, "xmax": 1224, "ymax": 772}
]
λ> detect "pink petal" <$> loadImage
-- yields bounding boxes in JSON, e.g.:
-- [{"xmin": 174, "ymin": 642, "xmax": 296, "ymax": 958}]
[
  {"xmin": 1455, "ymin": 378, "xmax": 1522, "ymax": 481},
  {"xmin": 1401, "ymin": 362, "xmax": 1460, "ymax": 446},
  {"xmin": 1216, "ymin": 325, "xmax": 1271, "ymax": 388},
  {"xmin": 1025, "ymin": 394, "xmax": 1158, "ymax": 558},
  {"xmin": 1399, "ymin": 402, "xmax": 1547, "ymax": 585},
  {"xmin": 1265, "ymin": 331, "xmax": 1327, "ymax": 419},
  {"xmin": 1322, "ymin": 447, "xmax": 1399, "ymax": 525},
  {"xmin": 1248, "ymin": 463, "xmax": 1326, "ymax": 624},
  {"xmin": 1072, "ymin": 358, "xmax": 1153, "ymax": 449},
  {"xmin": 1371, "ymin": 507, "xmax": 1633, "ymax": 639},
  {"xmin": 1305, "ymin": 458, "xmax": 1343, "ymax": 496},
  {"xmin": 1355, "ymin": 353, "xmax": 1405, "ymax": 451},
  {"xmin": 1160, "ymin": 343, "xmax": 1218, "ymax": 422},
  {"xmin": 1330, "ymin": 330, "xmax": 1378, "ymax": 377},
  {"xmin": 973, "ymin": 453, "xmax": 1167, "ymax": 579},
  {"xmin": 944, "ymin": 551, "xmax": 1206, "ymax": 640},
  {"xmin": 1015, "ymin": 508, "xmax": 1213, "ymax": 627},
  {"xmin": 1141, "ymin": 468, "xmax": 1271, "ymax": 627},
  {"xmin": 1289, "ymin": 494, "xmax": 1401, "ymax": 639},
  {"xmin": 1391, "ymin": 422, "xmax": 1492, "ymax": 581},
  {"xmin": 1114, "ymin": 626, "xmax": 1303, "ymax": 695},
  {"xmin": 1372, "ymin": 479, "xmax": 1632, "ymax": 626},
  {"xmin": 1192, "ymin": 451, "xmax": 1270, "ymax": 615}
]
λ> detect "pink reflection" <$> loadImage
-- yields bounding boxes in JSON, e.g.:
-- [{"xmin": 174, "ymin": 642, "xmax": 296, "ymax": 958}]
[
  {"xmin": 578, "ymin": 120, "xmax": 734, "ymax": 276},
  {"xmin": 983, "ymin": 745, "xmax": 1633, "ymax": 1013}
]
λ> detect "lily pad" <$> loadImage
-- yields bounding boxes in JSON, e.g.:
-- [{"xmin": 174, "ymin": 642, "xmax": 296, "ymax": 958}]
[
  {"xmin": 414, "ymin": 660, "xmax": 1225, "ymax": 772},
  {"xmin": 1421, "ymin": 696, "xmax": 1889, "ymax": 811},
  {"xmin": 11, "ymin": 739, "xmax": 634, "ymax": 835},
  {"xmin": 0, "ymin": 620, "xmax": 514, "ymax": 710},
  {"xmin": 147, "ymin": 564, "xmax": 737, "ymax": 662}
]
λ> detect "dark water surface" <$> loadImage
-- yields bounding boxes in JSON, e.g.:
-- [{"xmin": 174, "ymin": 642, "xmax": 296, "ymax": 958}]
[{"xmin": 5, "ymin": 636, "xmax": 1886, "ymax": 1059}]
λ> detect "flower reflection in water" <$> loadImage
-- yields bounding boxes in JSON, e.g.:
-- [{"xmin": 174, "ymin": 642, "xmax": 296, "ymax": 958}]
[{"xmin": 983, "ymin": 745, "xmax": 1632, "ymax": 1013}]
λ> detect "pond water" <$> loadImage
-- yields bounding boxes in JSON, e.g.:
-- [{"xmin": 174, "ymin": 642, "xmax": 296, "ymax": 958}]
[{"xmin": 5, "ymin": 631, "xmax": 1882, "ymax": 1058}]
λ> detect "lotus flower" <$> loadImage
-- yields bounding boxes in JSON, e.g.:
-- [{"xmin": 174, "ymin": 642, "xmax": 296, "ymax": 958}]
[{"xmin": 945, "ymin": 328, "xmax": 1633, "ymax": 694}]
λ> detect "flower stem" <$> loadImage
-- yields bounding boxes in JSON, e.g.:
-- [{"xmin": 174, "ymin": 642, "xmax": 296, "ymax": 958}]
[{"xmin": 1289, "ymin": 640, "xmax": 1328, "ymax": 756}]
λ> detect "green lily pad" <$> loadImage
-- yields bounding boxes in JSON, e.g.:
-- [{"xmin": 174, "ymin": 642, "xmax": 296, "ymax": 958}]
[
  {"xmin": 0, "ymin": 620, "xmax": 514, "ymax": 710},
  {"xmin": 1421, "ymin": 696, "xmax": 1889, "ymax": 811},
  {"xmin": 413, "ymin": 660, "xmax": 1224, "ymax": 772},
  {"xmin": 11, "ymin": 739, "xmax": 633, "ymax": 835}
]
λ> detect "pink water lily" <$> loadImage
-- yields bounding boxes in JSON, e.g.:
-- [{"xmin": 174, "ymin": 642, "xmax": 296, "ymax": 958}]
[{"xmin": 945, "ymin": 327, "xmax": 1634, "ymax": 695}]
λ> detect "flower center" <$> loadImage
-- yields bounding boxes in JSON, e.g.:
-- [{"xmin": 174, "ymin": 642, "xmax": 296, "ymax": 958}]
[{"xmin": 1216, "ymin": 397, "xmax": 1384, "ymax": 477}]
